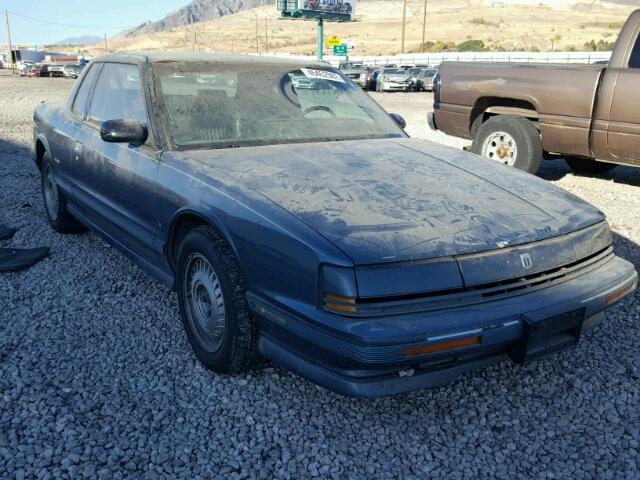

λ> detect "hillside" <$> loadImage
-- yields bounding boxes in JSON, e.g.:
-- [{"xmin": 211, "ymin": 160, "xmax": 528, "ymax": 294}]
[
  {"xmin": 121, "ymin": 0, "xmax": 275, "ymax": 37},
  {"xmin": 79, "ymin": 0, "xmax": 636, "ymax": 56}
]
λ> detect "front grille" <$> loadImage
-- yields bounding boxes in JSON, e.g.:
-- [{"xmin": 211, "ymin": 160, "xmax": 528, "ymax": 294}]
[{"xmin": 346, "ymin": 246, "xmax": 614, "ymax": 317}]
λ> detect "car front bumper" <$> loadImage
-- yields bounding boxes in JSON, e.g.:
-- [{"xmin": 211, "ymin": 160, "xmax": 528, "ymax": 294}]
[
  {"xmin": 382, "ymin": 82, "xmax": 411, "ymax": 91},
  {"xmin": 250, "ymin": 255, "xmax": 637, "ymax": 398}
]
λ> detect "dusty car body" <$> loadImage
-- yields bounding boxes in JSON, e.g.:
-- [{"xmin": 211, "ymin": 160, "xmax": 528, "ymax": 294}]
[
  {"xmin": 33, "ymin": 52, "xmax": 637, "ymax": 398},
  {"xmin": 430, "ymin": 9, "xmax": 640, "ymax": 174}
]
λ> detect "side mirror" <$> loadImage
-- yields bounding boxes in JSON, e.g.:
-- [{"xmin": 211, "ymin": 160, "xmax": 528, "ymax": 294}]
[
  {"xmin": 390, "ymin": 113, "xmax": 407, "ymax": 129},
  {"xmin": 100, "ymin": 119, "xmax": 148, "ymax": 144}
]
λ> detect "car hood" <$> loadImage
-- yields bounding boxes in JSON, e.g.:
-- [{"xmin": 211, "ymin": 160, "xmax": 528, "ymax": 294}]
[{"xmin": 185, "ymin": 138, "xmax": 604, "ymax": 265}]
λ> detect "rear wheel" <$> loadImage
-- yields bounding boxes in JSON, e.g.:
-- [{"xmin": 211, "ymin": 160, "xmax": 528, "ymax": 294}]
[
  {"xmin": 472, "ymin": 115, "xmax": 543, "ymax": 174},
  {"xmin": 41, "ymin": 153, "xmax": 84, "ymax": 234},
  {"xmin": 565, "ymin": 157, "xmax": 617, "ymax": 175},
  {"xmin": 176, "ymin": 225, "xmax": 257, "ymax": 373}
]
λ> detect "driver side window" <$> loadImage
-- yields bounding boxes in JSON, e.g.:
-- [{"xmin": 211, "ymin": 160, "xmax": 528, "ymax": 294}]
[{"xmin": 87, "ymin": 63, "xmax": 148, "ymax": 127}]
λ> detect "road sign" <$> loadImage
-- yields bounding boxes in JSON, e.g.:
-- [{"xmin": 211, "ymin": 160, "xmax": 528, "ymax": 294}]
[
  {"xmin": 333, "ymin": 44, "xmax": 348, "ymax": 56},
  {"xmin": 326, "ymin": 36, "xmax": 342, "ymax": 48}
]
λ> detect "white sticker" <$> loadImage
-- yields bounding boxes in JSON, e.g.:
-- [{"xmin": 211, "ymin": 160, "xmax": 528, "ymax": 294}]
[{"xmin": 300, "ymin": 68, "xmax": 345, "ymax": 83}]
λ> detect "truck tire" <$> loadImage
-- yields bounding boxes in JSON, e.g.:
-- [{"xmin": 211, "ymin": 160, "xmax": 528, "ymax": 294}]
[
  {"xmin": 176, "ymin": 225, "xmax": 258, "ymax": 374},
  {"xmin": 472, "ymin": 115, "xmax": 543, "ymax": 174},
  {"xmin": 41, "ymin": 152, "xmax": 85, "ymax": 234},
  {"xmin": 565, "ymin": 157, "xmax": 617, "ymax": 175}
]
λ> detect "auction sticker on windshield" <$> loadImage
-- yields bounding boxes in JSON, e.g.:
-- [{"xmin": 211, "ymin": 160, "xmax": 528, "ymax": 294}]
[{"xmin": 300, "ymin": 68, "xmax": 345, "ymax": 83}]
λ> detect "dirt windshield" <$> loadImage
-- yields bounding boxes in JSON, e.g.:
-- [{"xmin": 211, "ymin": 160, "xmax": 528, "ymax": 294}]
[{"xmin": 153, "ymin": 62, "xmax": 404, "ymax": 150}]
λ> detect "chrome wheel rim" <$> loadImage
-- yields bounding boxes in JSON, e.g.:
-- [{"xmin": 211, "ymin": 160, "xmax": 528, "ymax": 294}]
[
  {"xmin": 184, "ymin": 253, "xmax": 226, "ymax": 353},
  {"xmin": 481, "ymin": 131, "xmax": 518, "ymax": 166},
  {"xmin": 44, "ymin": 164, "xmax": 59, "ymax": 221}
]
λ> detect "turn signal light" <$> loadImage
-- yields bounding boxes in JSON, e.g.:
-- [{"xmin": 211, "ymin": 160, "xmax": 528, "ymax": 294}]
[
  {"xmin": 606, "ymin": 282, "xmax": 636, "ymax": 305},
  {"xmin": 324, "ymin": 293, "xmax": 358, "ymax": 313},
  {"xmin": 404, "ymin": 336, "xmax": 480, "ymax": 357}
]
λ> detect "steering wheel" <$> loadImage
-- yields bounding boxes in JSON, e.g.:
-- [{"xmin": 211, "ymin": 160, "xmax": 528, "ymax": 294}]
[{"xmin": 302, "ymin": 105, "xmax": 336, "ymax": 117}]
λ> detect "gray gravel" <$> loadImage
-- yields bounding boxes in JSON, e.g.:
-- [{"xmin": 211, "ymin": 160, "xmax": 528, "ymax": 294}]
[{"xmin": 1, "ymin": 71, "xmax": 639, "ymax": 479}]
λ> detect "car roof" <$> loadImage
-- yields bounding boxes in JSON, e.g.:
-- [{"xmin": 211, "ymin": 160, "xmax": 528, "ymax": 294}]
[{"xmin": 93, "ymin": 51, "xmax": 328, "ymax": 68}]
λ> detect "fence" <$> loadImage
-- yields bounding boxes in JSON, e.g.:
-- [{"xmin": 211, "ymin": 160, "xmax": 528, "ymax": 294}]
[{"xmin": 263, "ymin": 50, "xmax": 613, "ymax": 66}]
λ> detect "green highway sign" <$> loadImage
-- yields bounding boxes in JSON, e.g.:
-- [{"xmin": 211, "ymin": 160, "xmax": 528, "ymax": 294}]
[{"xmin": 333, "ymin": 44, "xmax": 348, "ymax": 56}]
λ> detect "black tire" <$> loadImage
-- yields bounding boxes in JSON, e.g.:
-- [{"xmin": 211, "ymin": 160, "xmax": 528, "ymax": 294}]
[
  {"xmin": 472, "ymin": 115, "xmax": 543, "ymax": 174},
  {"xmin": 176, "ymin": 225, "xmax": 257, "ymax": 373},
  {"xmin": 565, "ymin": 157, "xmax": 617, "ymax": 175},
  {"xmin": 41, "ymin": 152, "xmax": 85, "ymax": 234}
]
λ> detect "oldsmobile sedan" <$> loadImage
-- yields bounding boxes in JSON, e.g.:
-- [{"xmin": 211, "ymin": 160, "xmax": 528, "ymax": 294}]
[{"xmin": 33, "ymin": 53, "xmax": 637, "ymax": 398}]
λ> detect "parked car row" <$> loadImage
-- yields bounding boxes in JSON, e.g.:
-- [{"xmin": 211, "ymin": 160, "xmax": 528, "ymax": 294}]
[
  {"xmin": 338, "ymin": 61, "xmax": 439, "ymax": 92},
  {"xmin": 19, "ymin": 62, "xmax": 85, "ymax": 79}
]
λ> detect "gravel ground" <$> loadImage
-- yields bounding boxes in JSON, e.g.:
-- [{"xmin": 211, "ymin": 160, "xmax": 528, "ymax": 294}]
[{"xmin": 1, "ymin": 71, "xmax": 639, "ymax": 480}]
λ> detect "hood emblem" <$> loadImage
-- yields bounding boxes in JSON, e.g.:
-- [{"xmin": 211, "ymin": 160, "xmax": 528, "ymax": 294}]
[{"xmin": 520, "ymin": 253, "xmax": 533, "ymax": 271}]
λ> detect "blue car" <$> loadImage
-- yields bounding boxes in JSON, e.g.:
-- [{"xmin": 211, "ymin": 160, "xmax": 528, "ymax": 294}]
[{"xmin": 33, "ymin": 53, "xmax": 637, "ymax": 398}]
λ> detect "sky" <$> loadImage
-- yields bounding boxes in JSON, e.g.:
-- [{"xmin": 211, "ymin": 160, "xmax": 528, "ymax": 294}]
[{"xmin": 0, "ymin": 0, "xmax": 188, "ymax": 46}]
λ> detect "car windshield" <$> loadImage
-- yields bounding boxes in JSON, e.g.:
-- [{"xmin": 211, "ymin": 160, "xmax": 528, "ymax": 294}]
[
  {"xmin": 384, "ymin": 68, "xmax": 405, "ymax": 74},
  {"xmin": 423, "ymin": 69, "xmax": 437, "ymax": 77},
  {"xmin": 153, "ymin": 61, "xmax": 404, "ymax": 150}
]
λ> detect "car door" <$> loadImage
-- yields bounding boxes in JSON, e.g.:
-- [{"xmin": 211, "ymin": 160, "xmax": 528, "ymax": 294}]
[
  {"xmin": 46, "ymin": 63, "xmax": 101, "ymax": 194},
  {"xmin": 72, "ymin": 62, "xmax": 163, "ymax": 264},
  {"xmin": 606, "ymin": 30, "xmax": 640, "ymax": 165}
]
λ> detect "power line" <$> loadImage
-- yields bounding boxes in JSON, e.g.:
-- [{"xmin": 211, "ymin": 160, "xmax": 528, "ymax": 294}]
[{"xmin": 7, "ymin": 11, "xmax": 131, "ymax": 31}]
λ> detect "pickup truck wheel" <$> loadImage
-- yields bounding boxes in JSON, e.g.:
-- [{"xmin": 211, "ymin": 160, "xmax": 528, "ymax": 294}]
[
  {"xmin": 176, "ymin": 225, "xmax": 257, "ymax": 374},
  {"xmin": 472, "ymin": 116, "xmax": 543, "ymax": 174},
  {"xmin": 41, "ymin": 153, "xmax": 85, "ymax": 234},
  {"xmin": 565, "ymin": 157, "xmax": 617, "ymax": 175}
]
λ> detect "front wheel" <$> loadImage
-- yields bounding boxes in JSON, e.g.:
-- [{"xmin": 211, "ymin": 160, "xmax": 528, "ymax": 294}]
[
  {"xmin": 472, "ymin": 115, "xmax": 543, "ymax": 174},
  {"xmin": 41, "ymin": 153, "xmax": 84, "ymax": 233},
  {"xmin": 565, "ymin": 157, "xmax": 617, "ymax": 175},
  {"xmin": 176, "ymin": 225, "xmax": 257, "ymax": 373}
]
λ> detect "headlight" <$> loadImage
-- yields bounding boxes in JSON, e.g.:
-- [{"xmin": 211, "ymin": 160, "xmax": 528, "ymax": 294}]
[{"xmin": 320, "ymin": 264, "xmax": 358, "ymax": 314}]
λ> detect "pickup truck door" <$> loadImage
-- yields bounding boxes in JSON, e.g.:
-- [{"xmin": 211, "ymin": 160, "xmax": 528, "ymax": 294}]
[
  {"xmin": 606, "ymin": 32, "xmax": 640, "ymax": 165},
  {"xmin": 72, "ymin": 62, "xmax": 163, "ymax": 265}
]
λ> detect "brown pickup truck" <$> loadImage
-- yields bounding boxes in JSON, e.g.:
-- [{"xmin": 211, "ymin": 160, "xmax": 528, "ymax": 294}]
[{"xmin": 429, "ymin": 9, "xmax": 640, "ymax": 174}]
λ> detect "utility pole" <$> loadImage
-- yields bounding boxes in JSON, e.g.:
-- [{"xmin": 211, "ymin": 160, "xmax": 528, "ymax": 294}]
[
  {"xmin": 104, "ymin": 33, "xmax": 108, "ymax": 54},
  {"xmin": 4, "ymin": 10, "xmax": 15, "ymax": 74},
  {"xmin": 264, "ymin": 17, "xmax": 268, "ymax": 54},
  {"xmin": 316, "ymin": 18, "xmax": 323, "ymax": 61},
  {"xmin": 401, "ymin": 0, "xmax": 407, "ymax": 54},
  {"xmin": 255, "ymin": 15, "xmax": 259, "ymax": 54},
  {"xmin": 421, "ymin": 0, "xmax": 427, "ymax": 53}
]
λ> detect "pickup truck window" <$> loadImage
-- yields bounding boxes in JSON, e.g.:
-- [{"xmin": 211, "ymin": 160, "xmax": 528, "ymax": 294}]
[
  {"xmin": 88, "ymin": 63, "xmax": 147, "ymax": 127},
  {"xmin": 629, "ymin": 35, "xmax": 640, "ymax": 68},
  {"xmin": 71, "ymin": 64, "xmax": 99, "ymax": 118}
]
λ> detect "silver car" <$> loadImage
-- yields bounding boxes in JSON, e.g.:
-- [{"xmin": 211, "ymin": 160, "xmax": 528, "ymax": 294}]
[{"xmin": 377, "ymin": 68, "xmax": 414, "ymax": 92}]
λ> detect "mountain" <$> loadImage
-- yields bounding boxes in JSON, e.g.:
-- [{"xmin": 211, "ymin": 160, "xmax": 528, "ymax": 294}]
[
  {"xmin": 122, "ymin": 0, "xmax": 276, "ymax": 37},
  {"xmin": 54, "ymin": 35, "xmax": 102, "ymax": 46}
]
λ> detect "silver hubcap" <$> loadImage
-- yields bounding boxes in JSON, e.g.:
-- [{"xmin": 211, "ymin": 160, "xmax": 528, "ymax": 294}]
[
  {"xmin": 482, "ymin": 131, "xmax": 518, "ymax": 167},
  {"xmin": 184, "ymin": 253, "xmax": 226, "ymax": 352},
  {"xmin": 44, "ymin": 165, "xmax": 59, "ymax": 221}
]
